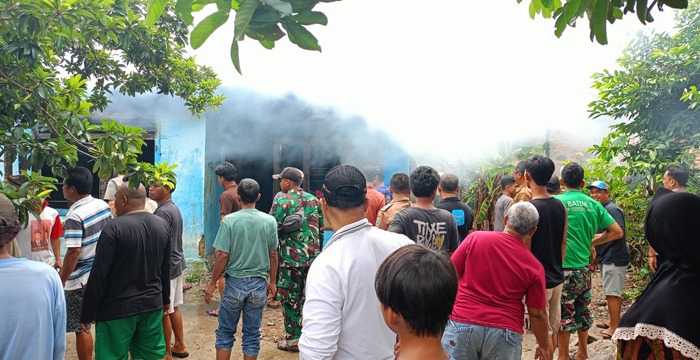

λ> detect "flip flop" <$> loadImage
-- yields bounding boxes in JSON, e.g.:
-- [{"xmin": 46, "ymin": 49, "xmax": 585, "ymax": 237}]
[
  {"xmin": 172, "ymin": 351, "xmax": 189, "ymax": 358},
  {"xmin": 596, "ymin": 322, "xmax": 610, "ymax": 329},
  {"xmin": 277, "ymin": 342, "xmax": 299, "ymax": 352},
  {"xmin": 182, "ymin": 283, "xmax": 193, "ymax": 291},
  {"xmin": 600, "ymin": 330, "xmax": 613, "ymax": 340},
  {"xmin": 205, "ymin": 309, "xmax": 218, "ymax": 317}
]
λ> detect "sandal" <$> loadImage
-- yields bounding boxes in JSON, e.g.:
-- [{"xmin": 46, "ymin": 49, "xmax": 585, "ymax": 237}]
[
  {"xmin": 595, "ymin": 322, "xmax": 610, "ymax": 329},
  {"xmin": 267, "ymin": 300, "xmax": 281, "ymax": 309},
  {"xmin": 205, "ymin": 309, "xmax": 218, "ymax": 317},
  {"xmin": 277, "ymin": 342, "xmax": 299, "ymax": 352},
  {"xmin": 599, "ymin": 330, "xmax": 613, "ymax": 340},
  {"xmin": 171, "ymin": 350, "xmax": 189, "ymax": 358}
]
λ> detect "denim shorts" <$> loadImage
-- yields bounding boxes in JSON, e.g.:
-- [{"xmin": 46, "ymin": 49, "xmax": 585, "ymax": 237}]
[
  {"xmin": 215, "ymin": 277, "xmax": 267, "ymax": 356},
  {"xmin": 442, "ymin": 320, "xmax": 523, "ymax": 360}
]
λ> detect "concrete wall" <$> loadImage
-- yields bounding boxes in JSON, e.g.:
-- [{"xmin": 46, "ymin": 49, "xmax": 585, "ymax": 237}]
[{"xmin": 155, "ymin": 116, "xmax": 207, "ymax": 261}]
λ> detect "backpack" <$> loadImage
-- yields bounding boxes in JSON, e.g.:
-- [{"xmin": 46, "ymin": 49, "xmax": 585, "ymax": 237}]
[{"xmin": 280, "ymin": 191, "xmax": 308, "ymax": 233}]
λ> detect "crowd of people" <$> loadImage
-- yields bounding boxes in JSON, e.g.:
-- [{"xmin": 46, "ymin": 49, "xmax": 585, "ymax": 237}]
[{"xmin": 0, "ymin": 157, "xmax": 697, "ymax": 360}]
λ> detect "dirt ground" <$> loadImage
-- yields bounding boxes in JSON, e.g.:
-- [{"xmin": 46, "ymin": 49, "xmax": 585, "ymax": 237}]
[{"xmin": 65, "ymin": 269, "xmax": 636, "ymax": 360}]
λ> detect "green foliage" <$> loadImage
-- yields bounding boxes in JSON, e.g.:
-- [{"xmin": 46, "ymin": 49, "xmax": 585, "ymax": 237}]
[
  {"xmin": 146, "ymin": 0, "xmax": 328, "ymax": 74},
  {"xmin": 521, "ymin": 0, "xmax": 689, "ymax": 45},
  {"xmin": 464, "ymin": 144, "xmax": 546, "ymax": 230},
  {"xmin": 0, "ymin": 0, "xmax": 222, "ymax": 218},
  {"xmin": 128, "ymin": 162, "xmax": 179, "ymax": 190},
  {"xmin": 0, "ymin": 171, "xmax": 57, "ymax": 227},
  {"xmin": 589, "ymin": 0, "xmax": 700, "ymax": 178},
  {"xmin": 186, "ymin": 272, "xmax": 200, "ymax": 283}
]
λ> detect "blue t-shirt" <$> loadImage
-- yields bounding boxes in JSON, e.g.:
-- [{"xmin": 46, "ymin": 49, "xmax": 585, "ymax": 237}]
[{"xmin": 0, "ymin": 258, "xmax": 66, "ymax": 360}]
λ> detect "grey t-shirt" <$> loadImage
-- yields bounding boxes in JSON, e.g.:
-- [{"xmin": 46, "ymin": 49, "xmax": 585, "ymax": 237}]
[
  {"xmin": 103, "ymin": 175, "xmax": 126, "ymax": 201},
  {"xmin": 387, "ymin": 207, "xmax": 459, "ymax": 252},
  {"xmin": 154, "ymin": 200, "xmax": 185, "ymax": 278},
  {"xmin": 493, "ymin": 194, "xmax": 512, "ymax": 232}
]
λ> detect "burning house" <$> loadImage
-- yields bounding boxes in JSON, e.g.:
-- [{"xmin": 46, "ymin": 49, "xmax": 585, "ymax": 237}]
[{"xmin": 43, "ymin": 88, "xmax": 412, "ymax": 263}]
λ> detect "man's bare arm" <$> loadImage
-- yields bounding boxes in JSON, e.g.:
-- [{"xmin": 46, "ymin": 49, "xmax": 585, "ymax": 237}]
[{"xmin": 60, "ymin": 248, "xmax": 81, "ymax": 286}]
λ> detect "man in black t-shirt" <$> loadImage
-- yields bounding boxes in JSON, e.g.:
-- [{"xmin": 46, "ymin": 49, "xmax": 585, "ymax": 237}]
[
  {"xmin": 151, "ymin": 180, "xmax": 189, "ymax": 359},
  {"xmin": 588, "ymin": 180, "xmax": 629, "ymax": 339},
  {"xmin": 524, "ymin": 155, "xmax": 568, "ymax": 357},
  {"xmin": 388, "ymin": 166, "xmax": 459, "ymax": 253},
  {"xmin": 436, "ymin": 173, "xmax": 473, "ymax": 242},
  {"xmin": 80, "ymin": 184, "xmax": 171, "ymax": 359}
]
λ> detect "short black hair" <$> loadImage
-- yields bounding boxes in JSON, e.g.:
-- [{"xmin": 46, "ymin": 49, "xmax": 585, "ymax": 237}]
[
  {"xmin": 215, "ymin": 162, "xmax": 238, "ymax": 182},
  {"xmin": 514, "ymin": 160, "xmax": 526, "ymax": 175},
  {"xmin": 525, "ymin": 155, "xmax": 555, "ymax": 186},
  {"xmin": 561, "ymin": 162, "xmax": 585, "ymax": 189},
  {"xmin": 501, "ymin": 175, "xmax": 516, "ymax": 190},
  {"xmin": 410, "ymin": 166, "xmax": 440, "ymax": 198},
  {"xmin": 389, "ymin": 173, "xmax": 410, "ymax": 194},
  {"xmin": 375, "ymin": 244, "xmax": 457, "ymax": 337},
  {"xmin": 546, "ymin": 175, "xmax": 561, "ymax": 194},
  {"xmin": 439, "ymin": 174, "xmax": 459, "ymax": 193},
  {"xmin": 64, "ymin": 166, "xmax": 93, "ymax": 195},
  {"xmin": 237, "ymin": 178, "xmax": 260, "ymax": 204},
  {"xmin": 667, "ymin": 165, "xmax": 690, "ymax": 186}
]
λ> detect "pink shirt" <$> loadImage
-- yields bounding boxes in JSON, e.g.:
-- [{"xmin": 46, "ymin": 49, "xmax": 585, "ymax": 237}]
[{"xmin": 450, "ymin": 231, "xmax": 546, "ymax": 334}]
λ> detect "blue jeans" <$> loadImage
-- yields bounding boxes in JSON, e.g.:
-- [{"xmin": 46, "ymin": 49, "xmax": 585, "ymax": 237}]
[
  {"xmin": 215, "ymin": 277, "xmax": 267, "ymax": 356},
  {"xmin": 441, "ymin": 320, "xmax": 523, "ymax": 360}
]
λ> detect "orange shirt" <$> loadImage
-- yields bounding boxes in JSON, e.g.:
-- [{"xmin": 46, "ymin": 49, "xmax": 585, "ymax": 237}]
[{"xmin": 364, "ymin": 185, "xmax": 386, "ymax": 226}]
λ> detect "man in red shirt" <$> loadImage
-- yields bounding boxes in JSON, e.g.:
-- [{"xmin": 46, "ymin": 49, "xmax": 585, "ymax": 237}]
[
  {"xmin": 442, "ymin": 202, "xmax": 550, "ymax": 360},
  {"xmin": 362, "ymin": 165, "xmax": 386, "ymax": 225}
]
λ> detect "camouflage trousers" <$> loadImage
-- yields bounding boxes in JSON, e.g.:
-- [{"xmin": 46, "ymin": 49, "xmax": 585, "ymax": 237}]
[
  {"xmin": 560, "ymin": 267, "xmax": 592, "ymax": 333},
  {"xmin": 277, "ymin": 266, "xmax": 309, "ymax": 345}
]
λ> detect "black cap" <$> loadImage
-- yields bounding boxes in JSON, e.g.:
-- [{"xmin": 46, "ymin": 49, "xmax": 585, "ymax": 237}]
[
  {"xmin": 323, "ymin": 165, "xmax": 367, "ymax": 202},
  {"xmin": 272, "ymin": 167, "xmax": 304, "ymax": 183}
]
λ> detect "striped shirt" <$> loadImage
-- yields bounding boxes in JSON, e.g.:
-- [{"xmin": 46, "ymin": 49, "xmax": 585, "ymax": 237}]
[{"xmin": 63, "ymin": 195, "xmax": 112, "ymax": 290}]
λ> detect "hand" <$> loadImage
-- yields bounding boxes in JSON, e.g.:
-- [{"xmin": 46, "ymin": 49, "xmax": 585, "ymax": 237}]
[
  {"xmin": 204, "ymin": 283, "xmax": 217, "ymax": 305},
  {"xmin": 267, "ymin": 283, "xmax": 277, "ymax": 300},
  {"xmin": 648, "ymin": 256, "xmax": 657, "ymax": 273},
  {"xmin": 53, "ymin": 260, "xmax": 62, "ymax": 271},
  {"xmin": 534, "ymin": 346, "xmax": 549, "ymax": 360},
  {"xmin": 163, "ymin": 304, "xmax": 171, "ymax": 315},
  {"xmin": 79, "ymin": 323, "xmax": 92, "ymax": 334},
  {"xmin": 591, "ymin": 247, "xmax": 598, "ymax": 270}
]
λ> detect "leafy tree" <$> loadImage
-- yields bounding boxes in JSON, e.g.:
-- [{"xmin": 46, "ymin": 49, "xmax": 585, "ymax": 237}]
[
  {"xmin": 147, "ymin": 0, "xmax": 334, "ymax": 74},
  {"xmin": 464, "ymin": 144, "xmax": 545, "ymax": 231},
  {"xmin": 588, "ymin": 0, "xmax": 700, "ymax": 181},
  {"xmin": 1, "ymin": 0, "xmax": 223, "ymax": 218},
  {"xmin": 523, "ymin": 0, "xmax": 689, "ymax": 45},
  {"xmin": 143, "ymin": 0, "xmax": 689, "ymax": 74}
]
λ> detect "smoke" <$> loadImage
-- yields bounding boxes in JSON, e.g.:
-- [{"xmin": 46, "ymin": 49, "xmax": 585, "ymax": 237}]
[{"xmin": 93, "ymin": 87, "xmax": 402, "ymax": 170}]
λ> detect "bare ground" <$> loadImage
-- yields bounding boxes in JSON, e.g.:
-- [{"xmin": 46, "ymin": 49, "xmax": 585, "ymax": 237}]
[{"xmin": 65, "ymin": 269, "xmax": 638, "ymax": 359}]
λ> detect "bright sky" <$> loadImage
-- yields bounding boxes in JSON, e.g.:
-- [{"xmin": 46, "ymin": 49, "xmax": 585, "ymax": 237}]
[{"xmin": 190, "ymin": 1, "xmax": 678, "ymax": 162}]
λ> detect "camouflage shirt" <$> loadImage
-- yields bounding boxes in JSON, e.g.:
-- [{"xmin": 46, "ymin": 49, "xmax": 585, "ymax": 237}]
[{"xmin": 271, "ymin": 189, "xmax": 323, "ymax": 268}]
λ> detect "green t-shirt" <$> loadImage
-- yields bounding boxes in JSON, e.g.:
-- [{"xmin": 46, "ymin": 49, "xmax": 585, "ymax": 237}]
[
  {"xmin": 214, "ymin": 208, "xmax": 279, "ymax": 279},
  {"xmin": 555, "ymin": 190, "xmax": 616, "ymax": 268}
]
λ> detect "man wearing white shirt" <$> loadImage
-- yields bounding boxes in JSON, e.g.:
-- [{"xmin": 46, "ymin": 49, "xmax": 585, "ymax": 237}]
[{"xmin": 299, "ymin": 164, "xmax": 412, "ymax": 360}]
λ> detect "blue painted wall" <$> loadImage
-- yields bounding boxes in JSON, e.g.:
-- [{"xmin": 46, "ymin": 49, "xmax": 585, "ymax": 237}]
[
  {"xmin": 155, "ymin": 117, "xmax": 207, "ymax": 261},
  {"xmin": 382, "ymin": 138, "xmax": 411, "ymax": 184}
]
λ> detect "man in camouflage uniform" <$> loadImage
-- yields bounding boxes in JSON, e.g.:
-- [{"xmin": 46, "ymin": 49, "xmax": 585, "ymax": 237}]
[{"xmin": 270, "ymin": 167, "xmax": 323, "ymax": 352}]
